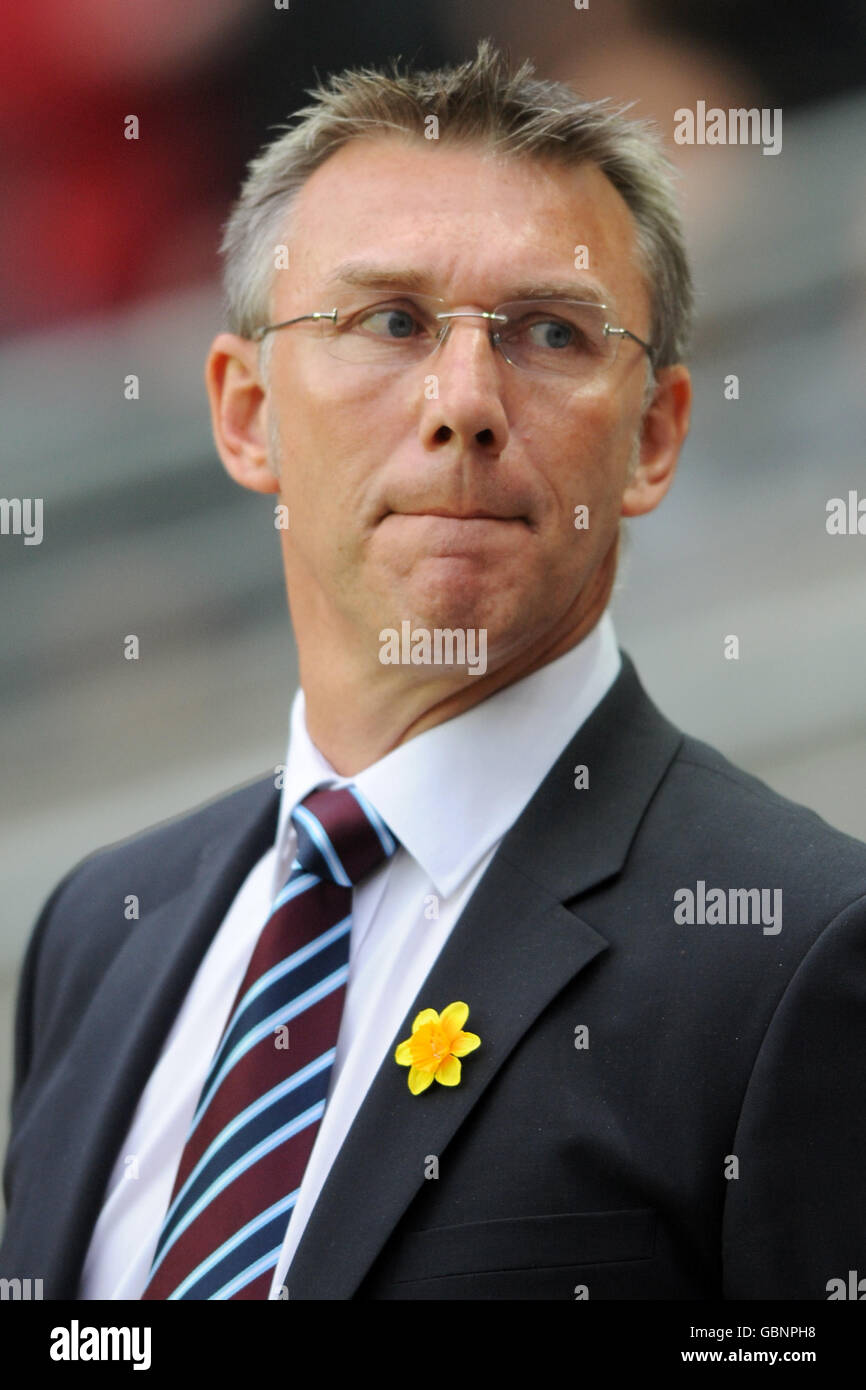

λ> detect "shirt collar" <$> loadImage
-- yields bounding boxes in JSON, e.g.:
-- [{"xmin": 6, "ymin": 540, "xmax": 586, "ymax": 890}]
[{"xmin": 272, "ymin": 611, "xmax": 620, "ymax": 901}]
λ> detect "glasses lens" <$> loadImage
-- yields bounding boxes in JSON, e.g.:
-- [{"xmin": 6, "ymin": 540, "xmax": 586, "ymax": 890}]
[
  {"xmin": 318, "ymin": 294, "xmax": 620, "ymax": 378},
  {"xmin": 493, "ymin": 301, "xmax": 616, "ymax": 377},
  {"xmin": 324, "ymin": 295, "xmax": 443, "ymax": 364}
]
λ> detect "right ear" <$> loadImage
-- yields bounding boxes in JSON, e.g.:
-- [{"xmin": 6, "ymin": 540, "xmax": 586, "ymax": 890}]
[{"xmin": 205, "ymin": 333, "xmax": 279, "ymax": 494}]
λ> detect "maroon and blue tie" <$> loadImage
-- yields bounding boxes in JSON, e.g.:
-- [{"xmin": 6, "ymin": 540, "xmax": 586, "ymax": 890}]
[{"xmin": 141, "ymin": 783, "xmax": 397, "ymax": 1300}]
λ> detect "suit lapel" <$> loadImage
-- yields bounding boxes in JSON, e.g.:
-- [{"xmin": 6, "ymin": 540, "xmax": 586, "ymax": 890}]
[
  {"xmin": 286, "ymin": 653, "xmax": 683, "ymax": 1298},
  {"xmin": 19, "ymin": 775, "xmax": 280, "ymax": 1298}
]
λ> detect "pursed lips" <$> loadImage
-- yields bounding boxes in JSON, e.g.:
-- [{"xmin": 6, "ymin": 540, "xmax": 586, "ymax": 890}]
[{"xmin": 388, "ymin": 509, "xmax": 525, "ymax": 521}]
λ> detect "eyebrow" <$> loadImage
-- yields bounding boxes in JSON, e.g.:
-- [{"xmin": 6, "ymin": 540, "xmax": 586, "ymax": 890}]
[
  {"xmin": 322, "ymin": 261, "xmax": 614, "ymax": 307},
  {"xmin": 324, "ymin": 263, "xmax": 433, "ymax": 294}
]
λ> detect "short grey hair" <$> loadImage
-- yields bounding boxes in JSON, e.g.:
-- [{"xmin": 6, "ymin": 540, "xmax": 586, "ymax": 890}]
[{"xmin": 220, "ymin": 38, "xmax": 693, "ymax": 372}]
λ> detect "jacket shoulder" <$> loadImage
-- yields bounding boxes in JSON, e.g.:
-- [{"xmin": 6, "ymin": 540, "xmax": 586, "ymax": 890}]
[
  {"xmin": 29, "ymin": 771, "xmax": 277, "ymax": 979},
  {"xmin": 61, "ymin": 771, "xmax": 275, "ymax": 901},
  {"xmin": 657, "ymin": 731, "xmax": 866, "ymax": 912},
  {"xmin": 11, "ymin": 772, "xmax": 278, "ymax": 1103}
]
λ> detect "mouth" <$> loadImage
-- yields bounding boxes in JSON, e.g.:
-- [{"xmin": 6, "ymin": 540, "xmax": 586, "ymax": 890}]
[{"xmin": 388, "ymin": 509, "xmax": 526, "ymax": 522}]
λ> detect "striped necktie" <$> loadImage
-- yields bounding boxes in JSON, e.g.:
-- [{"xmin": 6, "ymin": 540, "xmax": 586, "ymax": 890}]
[{"xmin": 141, "ymin": 783, "xmax": 397, "ymax": 1300}]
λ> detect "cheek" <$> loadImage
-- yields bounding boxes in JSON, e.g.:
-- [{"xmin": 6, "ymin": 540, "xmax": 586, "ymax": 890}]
[
  {"xmin": 271, "ymin": 382, "xmax": 408, "ymax": 571},
  {"xmin": 533, "ymin": 396, "xmax": 629, "ymax": 518},
  {"xmin": 272, "ymin": 359, "xmax": 410, "ymax": 465}
]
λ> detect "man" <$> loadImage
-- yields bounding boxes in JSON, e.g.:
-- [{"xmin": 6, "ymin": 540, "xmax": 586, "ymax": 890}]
[{"xmin": 2, "ymin": 40, "xmax": 865, "ymax": 1301}]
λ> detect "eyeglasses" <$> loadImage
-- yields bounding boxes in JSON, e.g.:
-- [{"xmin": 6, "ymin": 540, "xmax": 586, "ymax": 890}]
[{"xmin": 251, "ymin": 292, "xmax": 656, "ymax": 382}]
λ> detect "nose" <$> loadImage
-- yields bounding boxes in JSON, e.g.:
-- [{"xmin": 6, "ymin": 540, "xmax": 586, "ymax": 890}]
[{"xmin": 418, "ymin": 313, "xmax": 510, "ymax": 456}]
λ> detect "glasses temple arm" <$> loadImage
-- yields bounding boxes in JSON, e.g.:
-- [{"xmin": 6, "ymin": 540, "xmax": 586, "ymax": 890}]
[
  {"xmin": 251, "ymin": 310, "xmax": 339, "ymax": 342},
  {"xmin": 608, "ymin": 324, "xmax": 657, "ymax": 367}
]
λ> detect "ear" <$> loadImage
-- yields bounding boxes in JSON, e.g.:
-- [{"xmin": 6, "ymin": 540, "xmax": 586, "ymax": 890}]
[
  {"xmin": 621, "ymin": 364, "xmax": 691, "ymax": 517},
  {"xmin": 205, "ymin": 333, "xmax": 279, "ymax": 495}
]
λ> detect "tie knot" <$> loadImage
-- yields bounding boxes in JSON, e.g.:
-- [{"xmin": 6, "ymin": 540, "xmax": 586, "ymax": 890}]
[{"xmin": 290, "ymin": 784, "xmax": 397, "ymax": 887}]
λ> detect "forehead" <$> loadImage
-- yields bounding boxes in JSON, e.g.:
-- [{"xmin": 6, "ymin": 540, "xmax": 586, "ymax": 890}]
[{"xmin": 280, "ymin": 137, "xmax": 649, "ymax": 321}]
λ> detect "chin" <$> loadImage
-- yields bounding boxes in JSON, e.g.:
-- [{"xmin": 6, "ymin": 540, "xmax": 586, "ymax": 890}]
[{"xmin": 400, "ymin": 592, "xmax": 502, "ymax": 638}]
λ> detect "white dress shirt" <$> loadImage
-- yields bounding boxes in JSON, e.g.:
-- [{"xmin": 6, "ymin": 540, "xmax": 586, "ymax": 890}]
[{"xmin": 79, "ymin": 612, "xmax": 620, "ymax": 1299}]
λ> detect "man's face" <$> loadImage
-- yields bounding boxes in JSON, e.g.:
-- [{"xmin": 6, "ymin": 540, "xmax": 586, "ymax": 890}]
[{"xmin": 258, "ymin": 137, "xmax": 666, "ymax": 674}]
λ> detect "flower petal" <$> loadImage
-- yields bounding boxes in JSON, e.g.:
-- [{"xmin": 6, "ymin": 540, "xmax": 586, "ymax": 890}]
[
  {"xmin": 412, "ymin": 1008, "xmax": 440, "ymax": 1032},
  {"xmin": 409, "ymin": 1025, "xmax": 438, "ymax": 1065},
  {"xmin": 435, "ymin": 1055, "xmax": 462, "ymax": 1086},
  {"xmin": 451, "ymin": 1030, "xmax": 481, "ymax": 1057},
  {"xmin": 408, "ymin": 1066, "xmax": 435, "ymax": 1095},
  {"xmin": 394, "ymin": 1039, "xmax": 414, "ymax": 1065},
  {"xmin": 439, "ymin": 1001, "xmax": 469, "ymax": 1039}
]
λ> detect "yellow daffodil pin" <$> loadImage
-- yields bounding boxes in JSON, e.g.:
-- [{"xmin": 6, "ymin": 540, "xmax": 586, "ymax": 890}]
[{"xmin": 395, "ymin": 1001, "xmax": 481, "ymax": 1094}]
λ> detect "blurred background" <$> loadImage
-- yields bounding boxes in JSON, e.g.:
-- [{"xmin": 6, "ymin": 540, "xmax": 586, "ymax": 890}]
[{"xmin": 2, "ymin": 1, "xmax": 865, "ymax": 1182}]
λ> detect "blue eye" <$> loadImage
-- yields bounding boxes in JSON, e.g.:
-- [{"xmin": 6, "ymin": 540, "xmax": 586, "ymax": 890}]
[
  {"xmin": 357, "ymin": 306, "xmax": 419, "ymax": 339},
  {"xmin": 525, "ymin": 319, "xmax": 579, "ymax": 350}
]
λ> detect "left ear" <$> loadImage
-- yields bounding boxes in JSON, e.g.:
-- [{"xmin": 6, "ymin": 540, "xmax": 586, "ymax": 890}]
[{"xmin": 621, "ymin": 364, "xmax": 691, "ymax": 517}]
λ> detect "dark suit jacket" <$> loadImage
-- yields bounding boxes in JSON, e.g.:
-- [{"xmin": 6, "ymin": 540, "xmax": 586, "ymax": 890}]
[{"xmin": 2, "ymin": 652, "xmax": 866, "ymax": 1300}]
